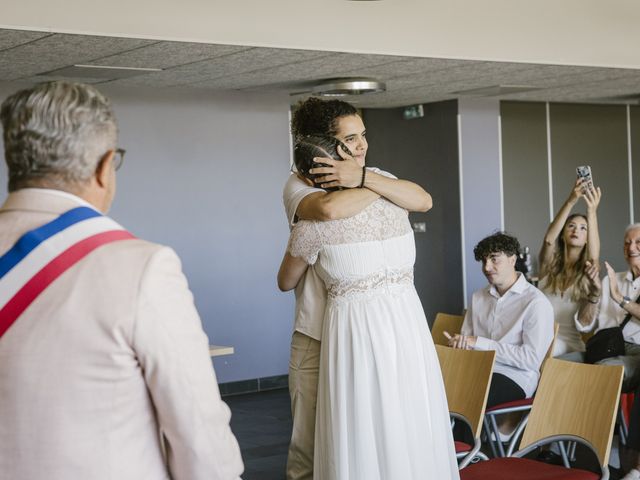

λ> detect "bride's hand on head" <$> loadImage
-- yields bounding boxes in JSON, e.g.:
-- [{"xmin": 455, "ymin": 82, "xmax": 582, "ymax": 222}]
[{"xmin": 309, "ymin": 149, "xmax": 363, "ymax": 189}]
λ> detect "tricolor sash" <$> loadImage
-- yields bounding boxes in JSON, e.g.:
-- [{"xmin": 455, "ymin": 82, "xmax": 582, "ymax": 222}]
[{"xmin": 0, "ymin": 206, "xmax": 135, "ymax": 338}]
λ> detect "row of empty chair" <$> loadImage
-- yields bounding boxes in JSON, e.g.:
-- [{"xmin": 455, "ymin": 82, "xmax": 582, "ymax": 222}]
[{"xmin": 433, "ymin": 312, "xmax": 624, "ymax": 479}]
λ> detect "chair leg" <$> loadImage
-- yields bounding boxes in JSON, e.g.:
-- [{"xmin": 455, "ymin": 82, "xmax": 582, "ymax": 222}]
[
  {"xmin": 505, "ymin": 413, "xmax": 529, "ymax": 457},
  {"xmin": 558, "ymin": 441, "xmax": 571, "ymax": 468},
  {"xmin": 618, "ymin": 404, "xmax": 629, "ymax": 446},
  {"xmin": 489, "ymin": 414, "xmax": 506, "ymax": 457},
  {"xmin": 475, "ymin": 452, "xmax": 489, "ymax": 461},
  {"xmin": 568, "ymin": 441, "xmax": 577, "ymax": 462},
  {"xmin": 484, "ymin": 416, "xmax": 498, "ymax": 458}
]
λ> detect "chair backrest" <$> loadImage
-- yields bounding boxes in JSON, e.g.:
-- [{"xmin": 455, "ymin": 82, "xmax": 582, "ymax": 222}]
[
  {"xmin": 540, "ymin": 322, "xmax": 559, "ymax": 372},
  {"xmin": 519, "ymin": 358, "xmax": 624, "ymax": 467},
  {"xmin": 432, "ymin": 313, "xmax": 465, "ymax": 346},
  {"xmin": 435, "ymin": 344, "xmax": 495, "ymax": 438}
]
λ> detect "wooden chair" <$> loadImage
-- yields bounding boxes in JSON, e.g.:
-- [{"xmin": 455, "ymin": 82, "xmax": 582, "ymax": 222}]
[
  {"xmin": 462, "ymin": 358, "xmax": 624, "ymax": 479},
  {"xmin": 431, "ymin": 312, "xmax": 464, "ymax": 346},
  {"xmin": 484, "ymin": 322, "xmax": 559, "ymax": 458},
  {"xmin": 436, "ymin": 345, "xmax": 495, "ymax": 468}
]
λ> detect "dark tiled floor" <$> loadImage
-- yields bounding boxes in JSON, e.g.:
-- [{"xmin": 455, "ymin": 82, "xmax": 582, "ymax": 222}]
[
  {"xmin": 226, "ymin": 388, "xmax": 625, "ymax": 479},
  {"xmin": 226, "ymin": 388, "xmax": 291, "ymax": 480}
]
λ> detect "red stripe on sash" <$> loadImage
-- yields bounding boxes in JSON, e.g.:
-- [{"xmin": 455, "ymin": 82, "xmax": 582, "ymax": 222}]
[{"xmin": 0, "ymin": 230, "xmax": 134, "ymax": 338}]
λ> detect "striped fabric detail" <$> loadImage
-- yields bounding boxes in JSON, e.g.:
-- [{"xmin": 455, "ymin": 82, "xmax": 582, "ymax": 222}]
[{"xmin": 0, "ymin": 207, "xmax": 134, "ymax": 338}]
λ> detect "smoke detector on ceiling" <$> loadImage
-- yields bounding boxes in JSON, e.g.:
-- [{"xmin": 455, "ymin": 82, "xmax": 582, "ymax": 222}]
[{"xmin": 312, "ymin": 78, "xmax": 386, "ymax": 96}]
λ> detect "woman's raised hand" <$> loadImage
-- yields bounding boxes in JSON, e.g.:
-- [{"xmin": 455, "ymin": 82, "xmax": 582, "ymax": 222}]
[
  {"xmin": 584, "ymin": 260, "xmax": 601, "ymax": 298},
  {"xmin": 604, "ymin": 261, "xmax": 622, "ymax": 304},
  {"xmin": 583, "ymin": 184, "xmax": 602, "ymax": 212},
  {"xmin": 569, "ymin": 178, "xmax": 584, "ymax": 203}
]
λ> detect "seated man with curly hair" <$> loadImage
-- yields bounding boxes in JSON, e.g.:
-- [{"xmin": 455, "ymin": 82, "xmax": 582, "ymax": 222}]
[{"xmin": 448, "ymin": 232, "xmax": 554, "ymax": 439}]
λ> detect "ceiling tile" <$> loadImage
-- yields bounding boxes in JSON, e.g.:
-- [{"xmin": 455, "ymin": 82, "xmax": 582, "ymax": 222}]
[
  {"xmin": 110, "ymin": 47, "xmax": 332, "ymax": 88},
  {"xmin": 188, "ymin": 52, "xmax": 399, "ymax": 90},
  {"xmin": 0, "ymin": 33, "xmax": 156, "ymax": 81},
  {"xmin": 88, "ymin": 41, "xmax": 250, "ymax": 69},
  {"xmin": 1, "ymin": 28, "xmax": 640, "ymax": 108},
  {"xmin": 0, "ymin": 29, "xmax": 51, "ymax": 51}
]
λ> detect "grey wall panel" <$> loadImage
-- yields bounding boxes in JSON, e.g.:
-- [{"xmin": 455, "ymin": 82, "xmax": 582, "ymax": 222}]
[
  {"xmin": 631, "ymin": 106, "xmax": 640, "ymax": 224},
  {"xmin": 363, "ymin": 101, "xmax": 462, "ymax": 323},
  {"xmin": 549, "ymin": 103, "xmax": 629, "ymax": 271},
  {"xmin": 458, "ymin": 98, "xmax": 502, "ymax": 305},
  {"xmin": 0, "ymin": 82, "xmax": 294, "ymax": 384},
  {"xmin": 501, "ymin": 102, "xmax": 549, "ymax": 275}
]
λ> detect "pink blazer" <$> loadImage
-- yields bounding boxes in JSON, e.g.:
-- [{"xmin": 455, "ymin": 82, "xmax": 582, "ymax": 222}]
[{"xmin": 0, "ymin": 189, "xmax": 243, "ymax": 480}]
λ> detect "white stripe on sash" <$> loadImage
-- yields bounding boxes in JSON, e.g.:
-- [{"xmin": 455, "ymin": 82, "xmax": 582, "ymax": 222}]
[{"xmin": 0, "ymin": 216, "xmax": 126, "ymax": 307}]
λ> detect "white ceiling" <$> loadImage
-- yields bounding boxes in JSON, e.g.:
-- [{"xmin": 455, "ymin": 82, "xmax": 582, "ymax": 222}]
[{"xmin": 2, "ymin": 28, "xmax": 640, "ymax": 108}]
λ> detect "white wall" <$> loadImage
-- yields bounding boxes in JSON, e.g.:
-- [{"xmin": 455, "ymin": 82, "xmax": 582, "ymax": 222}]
[
  {"xmin": 2, "ymin": 0, "xmax": 640, "ymax": 68},
  {"xmin": 0, "ymin": 83, "xmax": 296, "ymax": 383}
]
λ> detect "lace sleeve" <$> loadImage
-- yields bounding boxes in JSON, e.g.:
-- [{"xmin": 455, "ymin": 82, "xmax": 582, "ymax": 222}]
[{"xmin": 288, "ymin": 220, "xmax": 322, "ymax": 265}]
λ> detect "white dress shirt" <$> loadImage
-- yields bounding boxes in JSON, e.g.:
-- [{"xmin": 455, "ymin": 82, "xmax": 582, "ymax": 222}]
[{"xmin": 462, "ymin": 273, "xmax": 555, "ymax": 397}]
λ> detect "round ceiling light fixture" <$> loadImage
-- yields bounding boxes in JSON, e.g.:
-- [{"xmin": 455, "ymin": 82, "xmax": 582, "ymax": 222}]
[{"xmin": 312, "ymin": 78, "xmax": 386, "ymax": 96}]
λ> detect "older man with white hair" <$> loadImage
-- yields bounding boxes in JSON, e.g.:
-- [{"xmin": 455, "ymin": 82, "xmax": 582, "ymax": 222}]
[
  {"xmin": 597, "ymin": 224, "xmax": 640, "ymax": 384},
  {"xmin": 0, "ymin": 81, "xmax": 243, "ymax": 480},
  {"xmin": 595, "ymin": 224, "xmax": 640, "ymax": 480}
]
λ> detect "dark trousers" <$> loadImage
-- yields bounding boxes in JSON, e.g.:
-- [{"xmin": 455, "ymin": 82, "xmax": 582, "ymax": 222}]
[
  {"xmin": 628, "ymin": 388, "xmax": 640, "ymax": 450},
  {"xmin": 486, "ymin": 373, "xmax": 527, "ymax": 409},
  {"xmin": 454, "ymin": 373, "xmax": 526, "ymax": 444},
  {"xmin": 597, "ymin": 343, "xmax": 640, "ymax": 450}
]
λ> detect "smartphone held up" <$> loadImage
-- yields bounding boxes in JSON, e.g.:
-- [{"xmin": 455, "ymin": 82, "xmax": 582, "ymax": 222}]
[{"xmin": 576, "ymin": 165, "xmax": 594, "ymax": 192}]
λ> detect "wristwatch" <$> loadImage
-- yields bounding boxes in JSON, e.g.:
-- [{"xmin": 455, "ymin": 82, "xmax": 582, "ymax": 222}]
[{"xmin": 620, "ymin": 296, "xmax": 631, "ymax": 308}]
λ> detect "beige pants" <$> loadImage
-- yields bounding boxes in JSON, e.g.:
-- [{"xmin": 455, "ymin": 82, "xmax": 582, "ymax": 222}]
[{"xmin": 286, "ymin": 331, "xmax": 321, "ymax": 480}]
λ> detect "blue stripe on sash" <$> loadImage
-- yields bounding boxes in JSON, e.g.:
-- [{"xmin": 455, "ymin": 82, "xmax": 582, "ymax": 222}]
[{"xmin": 0, "ymin": 206, "xmax": 102, "ymax": 278}]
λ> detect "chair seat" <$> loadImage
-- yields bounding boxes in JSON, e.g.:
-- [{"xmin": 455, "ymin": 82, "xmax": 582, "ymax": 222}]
[
  {"xmin": 455, "ymin": 441, "xmax": 472, "ymax": 453},
  {"xmin": 460, "ymin": 457, "xmax": 599, "ymax": 480},
  {"xmin": 485, "ymin": 397, "xmax": 534, "ymax": 413}
]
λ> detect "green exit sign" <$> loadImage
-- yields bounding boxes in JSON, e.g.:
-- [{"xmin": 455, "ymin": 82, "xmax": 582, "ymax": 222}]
[{"xmin": 403, "ymin": 104, "xmax": 424, "ymax": 120}]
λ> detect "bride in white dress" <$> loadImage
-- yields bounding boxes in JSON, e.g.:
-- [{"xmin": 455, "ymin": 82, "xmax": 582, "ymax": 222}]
[{"xmin": 279, "ymin": 134, "xmax": 459, "ymax": 480}]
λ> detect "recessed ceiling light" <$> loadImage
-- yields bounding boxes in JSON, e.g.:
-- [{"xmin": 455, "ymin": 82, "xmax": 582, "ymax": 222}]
[{"xmin": 312, "ymin": 78, "xmax": 386, "ymax": 96}]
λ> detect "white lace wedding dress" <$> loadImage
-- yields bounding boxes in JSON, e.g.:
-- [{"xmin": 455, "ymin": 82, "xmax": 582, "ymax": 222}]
[{"xmin": 289, "ymin": 198, "xmax": 459, "ymax": 480}]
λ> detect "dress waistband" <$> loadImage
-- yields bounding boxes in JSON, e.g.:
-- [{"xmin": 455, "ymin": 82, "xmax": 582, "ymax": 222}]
[{"xmin": 326, "ymin": 267, "xmax": 414, "ymax": 300}]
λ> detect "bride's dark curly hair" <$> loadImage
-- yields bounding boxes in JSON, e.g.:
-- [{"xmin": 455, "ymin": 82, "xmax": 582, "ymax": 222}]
[{"xmin": 291, "ymin": 97, "xmax": 358, "ymax": 140}]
